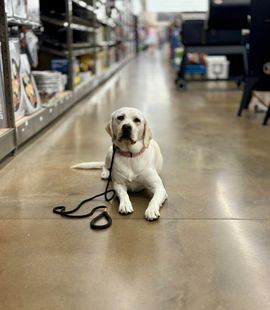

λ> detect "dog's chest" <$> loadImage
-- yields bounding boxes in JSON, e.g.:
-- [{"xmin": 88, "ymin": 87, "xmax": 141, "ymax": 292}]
[{"xmin": 113, "ymin": 157, "xmax": 146, "ymax": 183}]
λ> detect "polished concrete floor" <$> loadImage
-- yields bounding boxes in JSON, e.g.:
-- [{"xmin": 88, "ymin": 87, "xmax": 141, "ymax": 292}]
[{"xmin": 1, "ymin": 51, "xmax": 270, "ymax": 310}]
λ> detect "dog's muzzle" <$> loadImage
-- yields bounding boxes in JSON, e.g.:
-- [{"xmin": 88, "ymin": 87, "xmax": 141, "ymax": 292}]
[{"xmin": 121, "ymin": 124, "xmax": 132, "ymax": 139}]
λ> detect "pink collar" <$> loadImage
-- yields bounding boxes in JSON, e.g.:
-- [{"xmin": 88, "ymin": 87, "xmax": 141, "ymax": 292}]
[{"xmin": 117, "ymin": 146, "xmax": 146, "ymax": 158}]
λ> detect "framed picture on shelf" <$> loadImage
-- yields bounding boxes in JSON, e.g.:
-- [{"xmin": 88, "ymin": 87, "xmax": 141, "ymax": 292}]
[
  {"xmin": 9, "ymin": 38, "xmax": 26, "ymax": 120},
  {"xmin": 0, "ymin": 46, "xmax": 7, "ymax": 128},
  {"xmin": 20, "ymin": 54, "xmax": 41, "ymax": 115}
]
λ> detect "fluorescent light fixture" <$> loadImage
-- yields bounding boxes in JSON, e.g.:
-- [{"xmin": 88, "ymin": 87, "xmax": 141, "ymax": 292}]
[
  {"xmin": 79, "ymin": 0, "xmax": 87, "ymax": 8},
  {"xmin": 147, "ymin": 0, "xmax": 208, "ymax": 12}
]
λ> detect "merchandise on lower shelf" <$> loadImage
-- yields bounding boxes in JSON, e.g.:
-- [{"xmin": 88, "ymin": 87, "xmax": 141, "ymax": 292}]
[
  {"xmin": 174, "ymin": 47, "xmax": 184, "ymax": 66},
  {"xmin": 205, "ymin": 56, "xmax": 230, "ymax": 79},
  {"xmin": 79, "ymin": 54, "xmax": 94, "ymax": 82},
  {"xmin": 33, "ymin": 71, "xmax": 67, "ymax": 100},
  {"xmin": 9, "ymin": 38, "xmax": 26, "ymax": 120},
  {"xmin": 96, "ymin": 50, "xmax": 107, "ymax": 74},
  {"xmin": 108, "ymin": 47, "xmax": 116, "ymax": 66},
  {"xmin": 20, "ymin": 54, "xmax": 41, "ymax": 115},
  {"xmin": 185, "ymin": 64, "xmax": 207, "ymax": 74},
  {"xmin": 51, "ymin": 58, "xmax": 81, "ymax": 86}
]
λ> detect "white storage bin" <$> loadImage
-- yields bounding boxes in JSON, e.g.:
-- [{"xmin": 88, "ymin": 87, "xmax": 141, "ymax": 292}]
[{"xmin": 205, "ymin": 56, "xmax": 230, "ymax": 79}]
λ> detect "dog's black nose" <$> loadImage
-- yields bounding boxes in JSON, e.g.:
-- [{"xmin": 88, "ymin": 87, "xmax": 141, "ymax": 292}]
[{"xmin": 122, "ymin": 124, "xmax": 132, "ymax": 137}]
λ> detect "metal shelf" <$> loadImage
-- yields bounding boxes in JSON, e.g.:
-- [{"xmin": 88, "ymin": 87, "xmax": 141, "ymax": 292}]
[
  {"xmin": 73, "ymin": 46, "xmax": 96, "ymax": 56},
  {"xmin": 41, "ymin": 15, "xmax": 95, "ymax": 32},
  {"xmin": 96, "ymin": 18, "xmax": 116, "ymax": 28},
  {"xmin": 96, "ymin": 0, "xmax": 106, "ymax": 4},
  {"xmin": 0, "ymin": 129, "xmax": 16, "ymax": 161},
  {"xmin": 40, "ymin": 46, "xmax": 96, "ymax": 57},
  {"xmin": 97, "ymin": 41, "xmax": 117, "ymax": 47},
  {"xmin": 16, "ymin": 55, "xmax": 133, "ymax": 145},
  {"xmin": 7, "ymin": 17, "xmax": 41, "ymax": 28},
  {"xmin": 72, "ymin": 0, "xmax": 95, "ymax": 12},
  {"xmin": 72, "ymin": 16, "xmax": 95, "ymax": 28}
]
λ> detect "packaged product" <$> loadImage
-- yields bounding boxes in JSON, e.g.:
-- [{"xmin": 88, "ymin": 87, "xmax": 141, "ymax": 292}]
[
  {"xmin": 5, "ymin": 0, "xmax": 13, "ymax": 17},
  {"xmin": 20, "ymin": 54, "xmax": 41, "ymax": 114},
  {"xmin": 27, "ymin": 0, "xmax": 40, "ymax": 24},
  {"xmin": 12, "ymin": 0, "xmax": 27, "ymax": 19},
  {"xmin": 9, "ymin": 38, "xmax": 26, "ymax": 120},
  {"xmin": 0, "ymin": 47, "xmax": 7, "ymax": 127}
]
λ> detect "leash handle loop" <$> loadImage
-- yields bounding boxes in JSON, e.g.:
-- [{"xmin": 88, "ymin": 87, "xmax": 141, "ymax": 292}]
[
  {"xmin": 89, "ymin": 206, "xmax": 112, "ymax": 230},
  {"xmin": 52, "ymin": 145, "xmax": 117, "ymax": 230}
]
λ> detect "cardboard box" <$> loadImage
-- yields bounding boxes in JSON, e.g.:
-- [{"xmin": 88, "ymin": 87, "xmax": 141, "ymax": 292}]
[{"xmin": 205, "ymin": 56, "xmax": 230, "ymax": 79}]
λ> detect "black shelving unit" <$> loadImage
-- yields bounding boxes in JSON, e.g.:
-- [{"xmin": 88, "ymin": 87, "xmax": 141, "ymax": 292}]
[
  {"xmin": 175, "ymin": 45, "xmax": 248, "ymax": 89},
  {"xmin": 0, "ymin": 0, "xmax": 136, "ymax": 161}
]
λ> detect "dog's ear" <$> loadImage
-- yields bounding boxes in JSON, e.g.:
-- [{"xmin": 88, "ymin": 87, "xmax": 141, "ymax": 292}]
[
  {"xmin": 105, "ymin": 120, "xmax": 113, "ymax": 137},
  {"xmin": 143, "ymin": 120, "xmax": 152, "ymax": 147}
]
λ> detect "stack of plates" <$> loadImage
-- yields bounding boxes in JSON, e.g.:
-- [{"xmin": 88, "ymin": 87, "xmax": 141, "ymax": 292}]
[{"xmin": 32, "ymin": 71, "xmax": 67, "ymax": 94}]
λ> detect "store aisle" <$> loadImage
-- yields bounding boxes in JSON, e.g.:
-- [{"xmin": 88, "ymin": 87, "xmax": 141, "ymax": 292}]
[{"xmin": 1, "ymin": 52, "xmax": 270, "ymax": 310}]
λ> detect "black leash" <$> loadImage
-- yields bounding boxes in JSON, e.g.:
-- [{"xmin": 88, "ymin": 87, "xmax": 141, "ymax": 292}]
[{"xmin": 53, "ymin": 145, "xmax": 117, "ymax": 230}]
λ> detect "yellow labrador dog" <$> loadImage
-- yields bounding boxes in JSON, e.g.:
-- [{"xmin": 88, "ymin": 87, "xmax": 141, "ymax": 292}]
[{"xmin": 72, "ymin": 107, "xmax": 167, "ymax": 220}]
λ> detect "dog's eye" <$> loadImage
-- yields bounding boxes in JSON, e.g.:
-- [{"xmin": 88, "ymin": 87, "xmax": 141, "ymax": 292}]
[
  {"xmin": 133, "ymin": 118, "xmax": 141, "ymax": 123},
  {"xmin": 117, "ymin": 115, "xmax": 125, "ymax": 121}
]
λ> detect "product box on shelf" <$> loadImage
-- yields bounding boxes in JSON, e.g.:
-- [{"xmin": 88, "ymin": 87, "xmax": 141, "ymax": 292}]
[
  {"xmin": 20, "ymin": 54, "xmax": 41, "ymax": 115},
  {"xmin": 79, "ymin": 54, "xmax": 94, "ymax": 82},
  {"xmin": 0, "ymin": 47, "xmax": 7, "ymax": 128},
  {"xmin": 5, "ymin": 0, "xmax": 13, "ymax": 17},
  {"xmin": 108, "ymin": 47, "xmax": 116, "ymax": 66},
  {"xmin": 73, "ymin": 59, "xmax": 81, "ymax": 85},
  {"xmin": 12, "ymin": 0, "xmax": 27, "ymax": 19},
  {"xmin": 96, "ymin": 50, "xmax": 107, "ymax": 74},
  {"xmin": 9, "ymin": 38, "xmax": 26, "ymax": 121},
  {"xmin": 96, "ymin": 4, "xmax": 106, "ymax": 22},
  {"xmin": 51, "ymin": 58, "xmax": 81, "ymax": 86},
  {"xmin": 96, "ymin": 28, "xmax": 104, "ymax": 43},
  {"xmin": 32, "ymin": 71, "xmax": 67, "ymax": 103},
  {"xmin": 26, "ymin": 0, "xmax": 40, "ymax": 24}
]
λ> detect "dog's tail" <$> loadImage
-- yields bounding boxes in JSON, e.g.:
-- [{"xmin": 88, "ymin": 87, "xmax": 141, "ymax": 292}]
[{"xmin": 71, "ymin": 161, "xmax": 104, "ymax": 170}]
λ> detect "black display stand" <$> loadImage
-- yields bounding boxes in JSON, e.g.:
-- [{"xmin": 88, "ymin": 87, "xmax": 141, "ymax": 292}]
[
  {"xmin": 175, "ymin": 45, "xmax": 247, "ymax": 89},
  {"xmin": 237, "ymin": 0, "xmax": 270, "ymax": 125}
]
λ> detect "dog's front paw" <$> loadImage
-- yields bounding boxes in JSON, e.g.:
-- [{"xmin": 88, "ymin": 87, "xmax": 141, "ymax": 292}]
[
  {"xmin": 119, "ymin": 200, "xmax": 134, "ymax": 215},
  {"xmin": 101, "ymin": 167, "xmax": 110, "ymax": 180},
  {"xmin": 145, "ymin": 207, "xmax": 160, "ymax": 221}
]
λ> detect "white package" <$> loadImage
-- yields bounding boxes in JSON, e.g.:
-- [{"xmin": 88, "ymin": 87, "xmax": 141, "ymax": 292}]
[
  {"xmin": 20, "ymin": 54, "xmax": 41, "ymax": 115},
  {"xmin": 12, "ymin": 0, "xmax": 27, "ymax": 19},
  {"xmin": 205, "ymin": 56, "xmax": 230, "ymax": 80},
  {"xmin": 9, "ymin": 38, "xmax": 26, "ymax": 120}
]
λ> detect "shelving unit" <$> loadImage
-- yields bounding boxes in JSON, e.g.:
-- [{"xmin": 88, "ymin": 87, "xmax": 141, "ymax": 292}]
[
  {"xmin": 0, "ymin": 0, "xmax": 17, "ymax": 160},
  {"xmin": 16, "ymin": 55, "xmax": 132, "ymax": 145},
  {"xmin": 0, "ymin": 0, "xmax": 136, "ymax": 161}
]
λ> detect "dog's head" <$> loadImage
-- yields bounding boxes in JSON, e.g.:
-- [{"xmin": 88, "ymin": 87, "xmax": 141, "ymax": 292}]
[{"xmin": 106, "ymin": 107, "xmax": 152, "ymax": 149}]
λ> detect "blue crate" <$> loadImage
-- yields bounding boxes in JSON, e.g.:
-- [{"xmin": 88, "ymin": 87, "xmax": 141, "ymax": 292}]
[{"xmin": 184, "ymin": 64, "xmax": 206, "ymax": 74}]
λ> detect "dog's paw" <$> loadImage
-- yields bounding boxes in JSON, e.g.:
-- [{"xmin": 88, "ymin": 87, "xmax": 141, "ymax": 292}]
[
  {"xmin": 162, "ymin": 192, "xmax": 168, "ymax": 204},
  {"xmin": 145, "ymin": 207, "xmax": 160, "ymax": 221},
  {"xmin": 101, "ymin": 168, "xmax": 110, "ymax": 180},
  {"xmin": 119, "ymin": 200, "xmax": 134, "ymax": 215}
]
